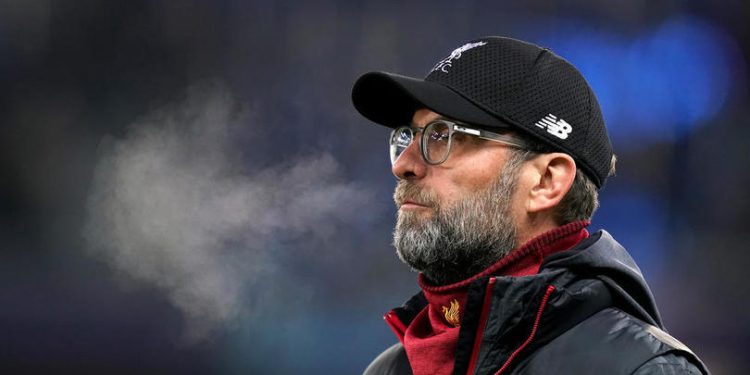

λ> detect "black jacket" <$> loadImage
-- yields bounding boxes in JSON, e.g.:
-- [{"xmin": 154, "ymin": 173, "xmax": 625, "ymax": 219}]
[{"xmin": 364, "ymin": 231, "xmax": 709, "ymax": 375}]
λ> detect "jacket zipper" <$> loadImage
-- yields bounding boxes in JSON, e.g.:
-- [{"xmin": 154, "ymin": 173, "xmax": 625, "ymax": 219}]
[
  {"xmin": 494, "ymin": 284, "xmax": 556, "ymax": 375},
  {"xmin": 465, "ymin": 277, "xmax": 497, "ymax": 375},
  {"xmin": 464, "ymin": 283, "xmax": 556, "ymax": 375}
]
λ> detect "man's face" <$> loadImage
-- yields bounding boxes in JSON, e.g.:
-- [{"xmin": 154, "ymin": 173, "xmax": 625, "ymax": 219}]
[{"xmin": 392, "ymin": 109, "xmax": 526, "ymax": 285}]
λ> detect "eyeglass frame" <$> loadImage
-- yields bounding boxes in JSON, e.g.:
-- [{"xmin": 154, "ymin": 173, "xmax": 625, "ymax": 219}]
[{"xmin": 389, "ymin": 118, "xmax": 528, "ymax": 165}]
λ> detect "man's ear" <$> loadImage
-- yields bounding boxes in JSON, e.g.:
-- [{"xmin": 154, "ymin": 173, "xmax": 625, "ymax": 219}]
[{"xmin": 525, "ymin": 153, "xmax": 576, "ymax": 214}]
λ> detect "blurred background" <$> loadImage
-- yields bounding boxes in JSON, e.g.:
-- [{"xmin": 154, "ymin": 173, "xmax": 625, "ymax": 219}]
[{"xmin": 1, "ymin": 0, "xmax": 748, "ymax": 373}]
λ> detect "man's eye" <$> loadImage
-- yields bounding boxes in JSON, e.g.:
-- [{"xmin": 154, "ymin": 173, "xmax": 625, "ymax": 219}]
[{"xmin": 430, "ymin": 131, "xmax": 450, "ymax": 142}]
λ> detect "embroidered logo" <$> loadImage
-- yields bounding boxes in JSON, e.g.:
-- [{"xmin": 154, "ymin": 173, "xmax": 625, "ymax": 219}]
[
  {"xmin": 430, "ymin": 41, "xmax": 487, "ymax": 73},
  {"xmin": 535, "ymin": 114, "xmax": 573, "ymax": 139},
  {"xmin": 441, "ymin": 299, "xmax": 461, "ymax": 327}
]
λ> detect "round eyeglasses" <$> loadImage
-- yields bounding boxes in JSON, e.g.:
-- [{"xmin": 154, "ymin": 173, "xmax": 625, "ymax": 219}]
[{"xmin": 389, "ymin": 119, "xmax": 527, "ymax": 165}]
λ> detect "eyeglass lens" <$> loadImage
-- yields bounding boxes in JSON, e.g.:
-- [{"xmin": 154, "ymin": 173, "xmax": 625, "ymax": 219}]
[
  {"xmin": 423, "ymin": 121, "xmax": 451, "ymax": 164},
  {"xmin": 389, "ymin": 121, "xmax": 455, "ymax": 165},
  {"xmin": 390, "ymin": 127, "xmax": 413, "ymax": 164}
]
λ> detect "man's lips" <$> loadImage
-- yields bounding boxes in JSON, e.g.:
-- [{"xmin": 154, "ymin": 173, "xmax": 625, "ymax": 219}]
[{"xmin": 399, "ymin": 200, "xmax": 430, "ymax": 209}]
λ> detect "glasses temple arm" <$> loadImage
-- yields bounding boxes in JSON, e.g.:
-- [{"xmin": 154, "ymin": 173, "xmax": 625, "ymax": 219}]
[{"xmin": 476, "ymin": 129, "xmax": 527, "ymax": 149}]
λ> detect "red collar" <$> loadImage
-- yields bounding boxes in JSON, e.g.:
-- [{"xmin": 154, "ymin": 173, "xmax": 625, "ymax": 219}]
[
  {"xmin": 419, "ymin": 220, "xmax": 591, "ymax": 293},
  {"xmin": 398, "ymin": 221, "xmax": 590, "ymax": 375}
]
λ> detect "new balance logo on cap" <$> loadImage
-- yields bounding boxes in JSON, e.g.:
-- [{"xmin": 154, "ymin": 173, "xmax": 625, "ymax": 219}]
[{"xmin": 535, "ymin": 114, "xmax": 573, "ymax": 140}]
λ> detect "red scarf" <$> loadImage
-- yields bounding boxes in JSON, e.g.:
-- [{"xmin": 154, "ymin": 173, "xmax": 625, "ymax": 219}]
[{"xmin": 399, "ymin": 221, "xmax": 590, "ymax": 375}]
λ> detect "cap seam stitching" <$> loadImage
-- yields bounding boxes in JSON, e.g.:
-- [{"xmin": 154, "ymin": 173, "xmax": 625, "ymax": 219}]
[
  {"xmin": 516, "ymin": 50, "xmax": 588, "ymax": 158},
  {"xmin": 505, "ymin": 48, "xmax": 550, "ymax": 128}
]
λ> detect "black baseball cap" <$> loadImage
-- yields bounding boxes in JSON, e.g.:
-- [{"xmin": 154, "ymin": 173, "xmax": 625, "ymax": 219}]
[{"xmin": 351, "ymin": 36, "xmax": 614, "ymax": 188}]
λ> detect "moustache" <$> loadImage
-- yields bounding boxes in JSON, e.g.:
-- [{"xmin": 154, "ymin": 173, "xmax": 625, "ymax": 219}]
[{"xmin": 393, "ymin": 180, "xmax": 439, "ymax": 209}]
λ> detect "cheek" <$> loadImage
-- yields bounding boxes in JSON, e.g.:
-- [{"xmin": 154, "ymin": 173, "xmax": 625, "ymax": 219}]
[
  {"xmin": 457, "ymin": 151, "xmax": 509, "ymax": 186},
  {"xmin": 435, "ymin": 159, "xmax": 506, "ymax": 203},
  {"xmin": 426, "ymin": 145, "xmax": 515, "ymax": 201}
]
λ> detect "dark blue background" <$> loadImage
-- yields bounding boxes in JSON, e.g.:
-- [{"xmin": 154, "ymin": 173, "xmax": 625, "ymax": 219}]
[{"xmin": 1, "ymin": 1, "xmax": 748, "ymax": 373}]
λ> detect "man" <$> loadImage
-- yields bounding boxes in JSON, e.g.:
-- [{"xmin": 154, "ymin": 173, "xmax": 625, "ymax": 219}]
[{"xmin": 351, "ymin": 37, "xmax": 709, "ymax": 374}]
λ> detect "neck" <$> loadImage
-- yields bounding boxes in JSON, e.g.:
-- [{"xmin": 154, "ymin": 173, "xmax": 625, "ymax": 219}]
[
  {"xmin": 419, "ymin": 220, "xmax": 590, "ymax": 289},
  {"xmin": 514, "ymin": 214, "xmax": 559, "ymax": 250}
]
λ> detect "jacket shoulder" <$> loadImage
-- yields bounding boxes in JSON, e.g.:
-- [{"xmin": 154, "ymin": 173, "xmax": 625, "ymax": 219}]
[
  {"xmin": 633, "ymin": 353, "xmax": 705, "ymax": 375},
  {"xmin": 514, "ymin": 307, "xmax": 709, "ymax": 374},
  {"xmin": 363, "ymin": 343, "xmax": 412, "ymax": 375}
]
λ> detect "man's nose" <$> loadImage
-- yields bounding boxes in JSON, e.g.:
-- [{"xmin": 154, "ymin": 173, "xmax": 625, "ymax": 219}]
[{"xmin": 391, "ymin": 138, "xmax": 427, "ymax": 180}]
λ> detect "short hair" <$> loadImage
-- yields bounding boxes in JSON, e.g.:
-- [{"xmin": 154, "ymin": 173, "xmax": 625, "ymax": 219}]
[{"xmin": 506, "ymin": 135, "xmax": 616, "ymax": 224}]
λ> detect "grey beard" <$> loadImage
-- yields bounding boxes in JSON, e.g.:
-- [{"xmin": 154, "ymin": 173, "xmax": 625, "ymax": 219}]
[{"xmin": 392, "ymin": 161, "xmax": 521, "ymax": 285}]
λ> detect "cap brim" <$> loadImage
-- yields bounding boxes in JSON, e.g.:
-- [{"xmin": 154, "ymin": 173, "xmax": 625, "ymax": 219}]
[{"xmin": 351, "ymin": 71, "xmax": 510, "ymax": 129}]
